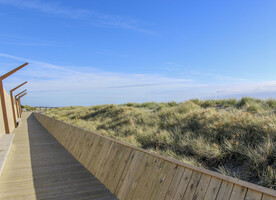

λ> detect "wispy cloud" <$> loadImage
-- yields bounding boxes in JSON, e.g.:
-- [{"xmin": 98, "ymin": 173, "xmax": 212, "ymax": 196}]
[
  {"xmin": 0, "ymin": 0, "xmax": 89, "ymax": 18},
  {"xmin": 164, "ymin": 61, "xmax": 246, "ymax": 82},
  {"xmin": 0, "ymin": 53, "xmax": 193, "ymax": 90},
  {"xmin": 0, "ymin": 0, "xmax": 155, "ymax": 35},
  {"xmin": 1, "ymin": 53, "xmax": 276, "ymax": 106},
  {"xmin": 0, "ymin": 34, "xmax": 61, "ymax": 47}
]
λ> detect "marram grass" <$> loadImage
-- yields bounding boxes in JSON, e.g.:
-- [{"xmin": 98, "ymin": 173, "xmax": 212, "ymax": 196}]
[{"xmin": 28, "ymin": 97, "xmax": 276, "ymax": 190}]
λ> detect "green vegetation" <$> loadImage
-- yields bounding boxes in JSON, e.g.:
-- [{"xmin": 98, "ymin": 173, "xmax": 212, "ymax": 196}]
[
  {"xmin": 22, "ymin": 105, "xmax": 37, "ymax": 111},
  {"xmin": 43, "ymin": 97, "xmax": 276, "ymax": 189}
]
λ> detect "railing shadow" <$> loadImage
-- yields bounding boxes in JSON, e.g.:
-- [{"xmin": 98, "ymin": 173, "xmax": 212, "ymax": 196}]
[{"xmin": 26, "ymin": 113, "xmax": 117, "ymax": 200}]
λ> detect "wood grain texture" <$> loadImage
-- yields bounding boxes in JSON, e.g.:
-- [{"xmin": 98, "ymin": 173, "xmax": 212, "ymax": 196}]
[
  {"xmin": 0, "ymin": 112, "xmax": 117, "ymax": 200},
  {"xmin": 229, "ymin": 184, "xmax": 247, "ymax": 200},
  {"xmin": 245, "ymin": 189, "xmax": 263, "ymax": 200},
  {"xmin": 34, "ymin": 113, "xmax": 276, "ymax": 200},
  {"xmin": 164, "ymin": 166, "xmax": 186, "ymax": 200},
  {"xmin": 216, "ymin": 180, "xmax": 235, "ymax": 200},
  {"xmin": 203, "ymin": 177, "xmax": 222, "ymax": 200},
  {"xmin": 173, "ymin": 168, "xmax": 193, "ymax": 200},
  {"xmin": 262, "ymin": 194, "xmax": 276, "ymax": 200}
]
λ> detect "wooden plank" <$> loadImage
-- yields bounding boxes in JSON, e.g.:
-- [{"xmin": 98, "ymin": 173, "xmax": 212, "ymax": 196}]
[
  {"xmin": 78, "ymin": 134, "xmax": 96, "ymax": 163},
  {"xmin": 164, "ymin": 166, "xmax": 185, "ymax": 200},
  {"xmin": 262, "ymin": 194, "xmax": 276, "ymax": 200},
  {"xmin": 106, "ymin": 147, "xmax": 133, "ymax": 193},
  {"xmin": 203, "ymin": 177, "xmax": 222, "ymax": 200},
  {"xmin": 244, "ymin": 189, "xmax": 263, "ymax": 200},
  {"xmin": 94, "ymin": 140, "xmax": 114, "ymax": 176},
  {"xmin": 115, "ymin": 150, "xmax": 145, "ymax": 199},
  {"xmin": 35, "ymin": 113, "xmax": 276, "ymax": 200},
  {"xmin": 73, "ymin": 131, "xmax": 90, "ymax": 160},
  {"xmin": 192, "ymin": 173, "xmax": 212, "ymax": 200},
  {"xmin": 181, "ymin": 170, "xmax": 202, "ymax": 200},
  {"xmin": 69, "ymin": 127, "xmax": 85, "ymax": 154},
  {"xmin": 0, "ymin": 113, "xmax": 117, "ymax": 200},
  {"xmin": 229, "ymin": 184, "xmax": 247, "ymax": 200},
  {"xmin": 124, "ymin": 154, "xmax": 150, "ymax": 199},
  {"xmin": 89, "ymin": 138, "xmax": 110, "ymax": 175},
  {"xmin": 142, "ymin": 159, "xmax": 165, "ymax": 200},
  {"xmin": 97, "ymin": 142, "xmax": 121, "ymax": 182},
  {"xmin": 86, "ymin": 136, "xmax": 104, "ymax": 173},
  {"xmin": 131, "ymin": 156, "xmax": 160, "ymax": 200},
  {"xmin": 82, "ymin": 135, "xmax": 100, "ymax": 167},
  {"xmin": 216, "ymin": 180, "xmax": 234, "ymax": 200},
  {"xmin": 100, "ymin": 143, "xmax": 125, "ymax": 184},
  {"xmin": 102, "ymin": 144, "xmax": 127, "ymax": 186},
  {"xmin": 150, "ymin": 161, "xmax": 173, "ymax": 200},
  {"xmin": 71, "ymin": 131, "xmax": 86, "ymax": 156},
  {"xmin": 156, "ymin": 163, "xmax": 178, "ymax": 200},
  {"xmin": 173, "ymin": 168, "xmax": 193, "ymax": 200}
]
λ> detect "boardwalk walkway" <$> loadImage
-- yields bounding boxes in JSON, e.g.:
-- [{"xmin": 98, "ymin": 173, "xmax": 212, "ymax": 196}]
[{"xmin": 0, "ymin": 112, "xmax": 117, "ymax": 200}]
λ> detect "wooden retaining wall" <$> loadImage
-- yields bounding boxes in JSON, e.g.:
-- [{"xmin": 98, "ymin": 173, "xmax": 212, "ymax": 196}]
[
  {"xmin": 0, "ymin": 89, "xmax": 16, "ymax": 135},
  {"xmin": 34, "ymin": 113, "xmax": 276, "ymax": 200}
]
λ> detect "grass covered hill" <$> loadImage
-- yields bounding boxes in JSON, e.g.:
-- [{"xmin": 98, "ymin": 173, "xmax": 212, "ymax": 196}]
[{"xmin": 43, "ymin": 97, "xmax": 276, "ymax": 189}]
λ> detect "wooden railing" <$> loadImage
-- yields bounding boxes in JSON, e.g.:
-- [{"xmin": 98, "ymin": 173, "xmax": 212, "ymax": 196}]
[
  {"xmin": 0, "ymin": 63, "xmax": 28, "ymax": 134},
  {"xmin": 34, "ymin": 113, "xmax": 276, "ymax": 200}
]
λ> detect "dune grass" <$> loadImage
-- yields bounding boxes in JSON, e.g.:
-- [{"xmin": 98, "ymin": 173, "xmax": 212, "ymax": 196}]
[{"xmin": 41, "ymin": 97, "xmax": 276, "ymax": 189}]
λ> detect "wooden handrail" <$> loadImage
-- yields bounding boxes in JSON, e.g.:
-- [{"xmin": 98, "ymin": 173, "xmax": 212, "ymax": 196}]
[
  {"xmin": 0, "ymin": 63, "xmax": 28, "ymax": 80},
  {"xmin": 10, "ymin": 82, "xmax": 28, "ymax": 127},
  {"xmin": 0, "ymin": 63, "xmax": 28, "ymax": 133},
  {"xmin": 15, "ymin": 90, "xmax": 27, "ymax": 118},
  {"xmin": 17, "ymin": 93, "xmax": 27, "ymax": 118}
]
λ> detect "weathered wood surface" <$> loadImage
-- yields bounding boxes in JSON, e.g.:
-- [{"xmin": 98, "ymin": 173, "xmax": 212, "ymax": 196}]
[
  {"xmin": 34, "ymin": 113, "xmax": 276, "ymax": 200},
  {"xmin": 0, "ymin": 112, "xmax": 117, "ymax": 200}
]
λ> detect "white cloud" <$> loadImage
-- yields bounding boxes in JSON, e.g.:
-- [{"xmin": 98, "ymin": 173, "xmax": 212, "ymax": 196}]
[
  {"xmin": 1, "ymin": 53, "xmax": 276, "ymax": 106},
  {"xmin": 0, "ymin": 0, "xmax": 155, "ymax": 35}
]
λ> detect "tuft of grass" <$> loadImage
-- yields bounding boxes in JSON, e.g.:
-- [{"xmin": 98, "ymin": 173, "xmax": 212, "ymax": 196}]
[{"xmin": 43, "ymin": 98, "xmax": 276, "ymax": 189}]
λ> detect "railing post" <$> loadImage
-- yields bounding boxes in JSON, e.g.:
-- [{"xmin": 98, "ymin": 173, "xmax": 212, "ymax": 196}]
[
  {"xmin": 10, "ymin": 81, "xmax": 28, "ymax": 127},
  {"xmin": 17, "ymin": 93, "xmax": 27, "ymax": 118},
  {"xmin": 15, "ymin": 90, "xmax": 27, "ymax": 119},
  {"xmin": 0, "ymin": 80, "xmax": 10, "ymax": 134},
  {"xmin": 0, "ymin": 63, "xmax": 28, "ymax": 134}
]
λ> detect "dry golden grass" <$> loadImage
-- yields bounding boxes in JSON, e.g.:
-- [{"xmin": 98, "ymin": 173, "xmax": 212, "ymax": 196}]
[{"xmin": 36, "ymin": 97, "xmax": 276, "ymax": 189}]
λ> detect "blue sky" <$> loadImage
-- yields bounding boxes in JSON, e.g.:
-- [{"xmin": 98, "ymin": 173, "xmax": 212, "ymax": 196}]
[{"xmin": 0, "ymin": 0, "xmax": 276, "ymax": 106}]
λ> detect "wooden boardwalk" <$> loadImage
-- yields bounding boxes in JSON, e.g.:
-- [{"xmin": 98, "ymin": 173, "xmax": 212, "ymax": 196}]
[{"xmin": 0, "ymin": 112, "xmax": 117, "ymax": 200}]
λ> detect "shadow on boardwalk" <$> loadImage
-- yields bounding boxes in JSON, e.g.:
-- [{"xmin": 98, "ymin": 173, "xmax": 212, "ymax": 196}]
[{"xmin": 27, "ymin": 113, "xmax": 118, "ymax": 200}]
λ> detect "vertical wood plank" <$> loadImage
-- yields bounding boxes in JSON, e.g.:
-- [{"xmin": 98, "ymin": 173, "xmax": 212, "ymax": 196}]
[
  {"xmin": 203, "ymin": 177, "xmax": 222, "ymax": 200},
  {"xmin": 164, "ymin": 166, "xmax": 185, "ymax": 200},
  {"xmin": 82, "ymin": 135, "xmax": 100, "ymax": 167},
  {"xmin": 94, "ymin": 141, "xmax": 114, "ymax": 176},
  {"xmin": 142, "ymin": 159, "xmax": 165, "ymax": 200},
  {"xmin": 216, "ymin": 181, "xmax": 234, "ymax": 200},
  {"xmin": 156, "ymin": 164, "xmax": 178, "ymax": 200},
  {"xmin": 91, "ymin": 139, "xmax": 112, "ymax": 174},
  {"xmin": 107, "ymin": 147, "xmax": 133, "ymax": 193},
  {"xmin": 102, "ymin": 144, "xmax": 125, "ymax": 185},
  {"xmin": 229, "ymin": 184, "xmax": 247, "ymax": 200},
  {"xmin": 149, "ymin": 161, "xmax": 173, "ymax": 200},
  {"xmin": 115, "ymin": 150, "xmax": 144, "ymax": 199},
  {"xmin": 78, "ymin": 134, "xmax": 96, "ymax": 164},
  {"xmin": 84, "ymin": 135, "xmax": 101, "ymax": 169},
  {"xmin": 87, "ymin": 137, "xmax": 106, "ymax": 174},
  {"xmin": 244, "ymin": 189, "xmax": 262, "ymax": 200},
  {"xmin": 131, "ymin": 156, "xmax": 160, "ymax": 200},
  {"xmin": 125, "ymin": 154, "xmax": 150, "ymax": 199},
  {"xmin": 172, "ymin": 168, "xmax": 193, "ymax": 200},
  {"xmin": 262, "ymin": 194, "xmax": 276, "ymax": 200},
  {"xmin": 182, "ymin": 171, "xmax": 202, "ymax": 200},
  {"xmin": 192, "ymin": 174, "xmax": 212, "ymax": 200},
  {"xmin": 97, "ymin": 142, "xmax": 121, "ymax": 182}
]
